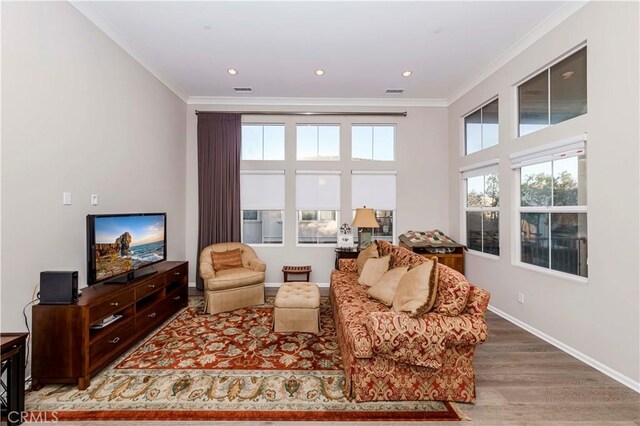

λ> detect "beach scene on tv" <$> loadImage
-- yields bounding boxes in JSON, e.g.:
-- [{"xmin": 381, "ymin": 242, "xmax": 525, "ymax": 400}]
[{"xmin": 94, "ymin": 215, "xmax": 165, "ymax": 281}]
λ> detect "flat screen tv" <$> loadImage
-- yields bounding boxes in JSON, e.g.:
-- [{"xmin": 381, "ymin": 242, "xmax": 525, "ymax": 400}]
[{"xmin": 87, "ymin": 213, "xmax": 166, "ymax": 285}]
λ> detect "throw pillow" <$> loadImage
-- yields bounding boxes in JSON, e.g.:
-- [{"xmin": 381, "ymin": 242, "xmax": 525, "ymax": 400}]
[
  {"xmin": 356, "ymin": 242, "xmax": 379, "ymax": 275},
  {"xmin": 392, "ymin": 258, "xmax": 438, "ymax": 317},
  {"xmin": 358, "ymin": 255, "xmax": 390, "ymax": 286},
  {"xmin": 367, "ymin": 266, "xmax": 409, "ymax": 306},
  {"xmin": 211, "ymin": 248, "xmax": 243, "ymax": 272}
]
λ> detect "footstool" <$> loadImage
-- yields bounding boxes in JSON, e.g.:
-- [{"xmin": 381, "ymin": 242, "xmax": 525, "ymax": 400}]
[{"xmin": 273, "ymin": 282, "xmax": 320, "ymax": 334}]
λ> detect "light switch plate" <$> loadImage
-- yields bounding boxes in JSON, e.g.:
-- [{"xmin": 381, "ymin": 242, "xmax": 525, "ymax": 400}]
[
  {"xmin": 63, "ymin": 192, "xmax": 72, "ymax": 205},
  {"xmin": 91, "ymin": 194, "xmax": 98, "ymax": 206}
]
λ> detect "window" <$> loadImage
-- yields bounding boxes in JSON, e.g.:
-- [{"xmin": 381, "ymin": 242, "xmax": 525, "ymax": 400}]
[
  {"xmin": 296, "ymin": 125, "xmax": 340, "ymax": 160},
  {"xmin": 352, "ymin": 125, "xmax": 395, "ymax": 161},
  {"xmin": 296, "ymin": 172, "xmax": 340, "ymax": 244},
  {"xmin": 464, "ymin": 99, "xmax": 499, "ymax": 155},
  {"xmin": 351, "ymin": 172, "xmax": 396, "ymax": 242},
  {"xmin": 240, "ymin": 171, "xmax": 285, "ymax": 244},
  {"xmin": 462, "ymin": 164, "xmax": 499, "ymax": 255},
  {"xmin": 511, "ymin": 138, "xmax": 587, "ymax": 277},
  {"xmin": 241, "ymin": 124, "xmax": 285, "ymax": 160},
  {"xmin": 518, "ymin": 47, "xmax": 587, "ymax": 137}
]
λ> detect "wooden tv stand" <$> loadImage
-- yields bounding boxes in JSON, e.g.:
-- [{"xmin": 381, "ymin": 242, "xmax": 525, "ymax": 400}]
[{"xmin": 31, "ymin": 261, "xmax": 188, "ymax": 390}]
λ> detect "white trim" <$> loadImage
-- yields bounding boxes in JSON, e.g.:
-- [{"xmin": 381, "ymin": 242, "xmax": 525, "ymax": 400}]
[
  {"xmin": 295, "ymin": 170, "xmax": 341, "ymax": 175},
  {"xmin": 512, "ymin": 41, "xmax": 588, "ymax": 88},
  {"xmin": 512, "ymin": 261, "xmax": 588, "ymax": 284},
  {"xmin": 265, "ymin": 282, "xmax": 330, "ymax": 289},
  {"xmin": 488, "ymin": 305, "xmax": 640, "ymax": 393},
  {"xmin": 188, "ymin": 281, "xmax": 196, "ymax": 287},
  {"xmin": 519, "ymin": 206, "xmax": 587, "ymax": 213},
  {"xmin": 189, "ymin": 96, "xmax": 446, "ymax": 107},
  {"xmin": 461, "ymin": 95, "xmax": 499, "ymax": 119},
  {"xmin": 459, "ymin": 158, "xmax": 500, "ymax": 176},
  {"xmin": 510, "ymin": 134, "xmax": 587, "ymax": 168},
  {"xmin": 240, "ymin": 170, "xmax": 285, "ymax": 175},
  {"xmin": 351, "ymin": 170, "xmax": 397, "ymax": 175},
  {"xmin": 446, "ymin": 1, "xmax": 588, "ymax": 105},
  {"xmin": 70, "ymin": 1, "xmax": 189, "ymax": 103}
]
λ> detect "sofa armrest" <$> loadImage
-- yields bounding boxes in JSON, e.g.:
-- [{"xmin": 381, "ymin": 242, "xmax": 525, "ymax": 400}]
[
  {"xmin": 200, "ymin": 262, "xmax": 215, "ymax": 279},
  {"xmin": 249, "ymin": 257, "xmax": 266, "ymax": 272},
  {"xmin": 463, "ymin": 285, "xmax": 491, "ymax": 315},
  {"xmin": 365, "ymin": 311, "xmax": 488, "ymax": 368},
  {"xmin": 339, "ymin": 259, "xmax": 357, "ymax": 272}
]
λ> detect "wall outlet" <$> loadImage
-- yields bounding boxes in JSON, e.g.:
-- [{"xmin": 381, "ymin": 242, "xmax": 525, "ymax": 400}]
[{"xmin": 517, "ymin": 292, "xmax": 525, "ymax": 304}]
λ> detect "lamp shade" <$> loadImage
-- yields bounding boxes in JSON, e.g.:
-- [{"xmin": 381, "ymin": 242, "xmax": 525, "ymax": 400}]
[{"xmin": 352, "ymin": 208, "xmax": 380, "ymax": 228}]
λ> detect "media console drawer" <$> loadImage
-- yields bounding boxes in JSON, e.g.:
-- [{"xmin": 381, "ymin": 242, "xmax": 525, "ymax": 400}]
[
  {"xmin": 31, "ymin": 261, "xmax": 189, "ymax": 391},
  {"xmin": 89, "ymin": 289, "xmax": 135, "ymax": 324}
]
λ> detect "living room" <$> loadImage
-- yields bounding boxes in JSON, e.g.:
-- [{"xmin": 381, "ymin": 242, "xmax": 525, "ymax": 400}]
[{"xmin": 1, "ymin": 0, "xmax": 639, "ymax": 423}]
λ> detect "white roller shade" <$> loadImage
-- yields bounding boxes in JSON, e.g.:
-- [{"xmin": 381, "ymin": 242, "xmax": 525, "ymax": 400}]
[
  {"xmin": 241, "ymin": 171, "xmax": 285, "ymax": 210},
  {"xmin": 510, "ymin": 134, "xmax": 587, "ymax": 169},
  {"xmin": 460, "ymin": 159, "xmax": 499, "ymax": 179},
  {"xmin": 351, "ymin": 172, "xmax": 396, "ymax": 210},
  {"xmin": 296, "ymin": 172, "xmax": 341, "ymax": 210}
]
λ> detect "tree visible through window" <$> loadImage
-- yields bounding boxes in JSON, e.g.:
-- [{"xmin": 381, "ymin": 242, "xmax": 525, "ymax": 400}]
[{"xmin": 465, "ymin": 172, "xmax": 499, "ymax": 255}]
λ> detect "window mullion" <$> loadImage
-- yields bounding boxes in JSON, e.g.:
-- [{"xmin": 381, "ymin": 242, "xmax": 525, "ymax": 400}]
[{"xmin": 480, "ymin": 107, "xmax": 484, "ymax": 150}]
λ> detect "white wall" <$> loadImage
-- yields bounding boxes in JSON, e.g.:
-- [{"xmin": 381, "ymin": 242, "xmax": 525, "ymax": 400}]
[
  {"xmin": 186, "ymin": 105, "xmax": 449, "ymax": 285},
  {"xmin": 448, "ymin": 2, "xmax": 639, "ymax": 387},
  {"xmin": 1, "ymin": 2, "xmax": 187, "ymax": 334}
]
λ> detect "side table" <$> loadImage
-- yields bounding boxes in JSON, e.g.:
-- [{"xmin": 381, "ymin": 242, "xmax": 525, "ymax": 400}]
[
  {"xmin": 1, "ymin": 332, "xmax": 28, "ymax": 426},
  {"xmin": 334, "ymin": 247, "xmax": 360, "ymax": 269}
]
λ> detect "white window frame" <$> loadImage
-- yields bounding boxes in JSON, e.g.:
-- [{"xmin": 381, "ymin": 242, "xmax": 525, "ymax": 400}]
[
  {"xmin": 295, "ymin": 210, "xmax": 340, "ymax": 247},
  {"xmin": 462, "ymin": 97, "xmax": 499, "ymax": 156},
  {"xmin": 241, "ymin": 123, "xmax": 285, "ymax": 161},
  {"xmin": 240, "ymin": 170, "xmax": 285, "ymax": 247},
  {"xmin": 510, "ymin": 135, "xmax": 588, "ymax": 282},
  {"xmin": 460, "ymin": 160, "xmax": 500, "ymax": 258},
  {"xmin": 515, "ymin": 43, "xmax": 587, "ymax": 138},
  {"xmin": 295, "ymin": 171, "xmax": 341, "ymax": 247},
  {"xmin": 351, "ymin": 124, "xmax": 396, "ymax": 161}
]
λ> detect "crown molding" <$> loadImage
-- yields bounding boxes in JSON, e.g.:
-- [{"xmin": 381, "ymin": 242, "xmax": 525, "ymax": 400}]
[
  {"xmin": 187, "ymin": 96, "xmax": 447, "ymax": 107},
  {"xmin": 69, "ymin": 1, "xmax": 189, "ymax": 103},
  {"xmin": 445, "ymin": 1, "xmax": 589, "ymax": 106}
]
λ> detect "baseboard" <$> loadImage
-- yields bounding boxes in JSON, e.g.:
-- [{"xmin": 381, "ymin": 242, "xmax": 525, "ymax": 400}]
[{"xmin": 488, "ymin": 304, "xmax": 640, "ymax": 393}]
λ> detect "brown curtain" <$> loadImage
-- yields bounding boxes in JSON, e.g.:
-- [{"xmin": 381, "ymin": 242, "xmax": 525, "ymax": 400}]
[{"xmin": 196, "ymin": 112, "xmax": 242, "ymax": 289}]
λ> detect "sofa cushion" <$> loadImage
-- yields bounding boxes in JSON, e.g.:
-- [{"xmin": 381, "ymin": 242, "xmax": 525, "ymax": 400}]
[
  {"xmin": 376, "ymin": 240, "xmax": 425, "ymax": 270},
  {"xmin": 432, "ymin": 264, "xmax": 470, "ymax": 316},
  {"xmin": 205, "ymin": 267, "xmax": 264, "ymax": 291},
  {"xmin": 358, "ymin": 255, "xmax": 390, "ymax": 286},
  {"xmin": 392, "ymin": 259, "xmax": 437, "ymax": 316},
  {"xmin": 356, "ymin": 243, "xmax": 379, "ymax": 275},
  {"xmin": 211, "ymin": 248, "xmax": 244, "ymax": 272},
  {"xmin": 367, "ymin": 266, "xmax": 408, "ymax": 306}
]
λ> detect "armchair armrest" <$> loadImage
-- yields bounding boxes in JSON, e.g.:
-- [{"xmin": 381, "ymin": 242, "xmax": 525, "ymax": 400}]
[
  {"xmin": 365, "ymin": 311, "xmax": 488, "ymax": 368},
  {"xmin": 249, "ymin": 257, "xmax": 266, "ymax": 272},
  {"xmin": 339, "ymin": 259, "xmax": 357, "ymax": 273},
  {"xmin": 199, "ymin": 262, "xmax": 215, "ymax": 279}
]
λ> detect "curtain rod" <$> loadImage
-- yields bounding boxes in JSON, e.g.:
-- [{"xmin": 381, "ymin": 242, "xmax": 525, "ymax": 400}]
[{"xmin": 195, "ymin": 110, "xmax": 407, "ymax": 117}]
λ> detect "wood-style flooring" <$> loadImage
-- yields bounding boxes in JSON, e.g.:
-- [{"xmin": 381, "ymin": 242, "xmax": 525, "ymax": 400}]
[{"xmin": 169, "ymin": 288, "xmax": 640, "ymax": 425}]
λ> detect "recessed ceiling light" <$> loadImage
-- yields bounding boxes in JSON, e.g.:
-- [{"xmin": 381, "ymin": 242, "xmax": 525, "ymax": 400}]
[
  {"xmin": 434, "ymin": 27, "xmax": 442, "ymax": 34},
  {"xmin": 315, "ymin": 69, "xmax": 325, "ymax": 76},
  {"xmin": 227, "ymin": 68, "xmax": 238, "ymax": 75},
  {"xmin": 561, "ymin": 70, "xmax": 575, "ymax": 79},
  {"xmin": 402, "ymin": 70, "xmax": 412, "ymax": 77},
  {"xmin": 203, "ymin": 24, "xmax": 212, "ymax": 31}
]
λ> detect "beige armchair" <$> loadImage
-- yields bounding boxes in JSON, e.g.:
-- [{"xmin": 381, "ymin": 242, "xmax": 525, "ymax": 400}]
[{"xmin": 199, "ymin": 242, "xmax": 266, "ymax": 314}]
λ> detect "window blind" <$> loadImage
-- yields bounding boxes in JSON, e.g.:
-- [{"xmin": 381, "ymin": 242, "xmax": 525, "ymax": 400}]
[
  {"xmin": 351, "ymin": 171, "xmax": 397, "ymax": 210},
  {"xmin": 295, "ymin": 171, "xmax": 341, "ymax": 210},
  {"xmin": 510, "ymin": 134, "xmax": 587, "ymax": 169},
  {"xmin": 460, "ymin": 159, "xmax": 499, "ymax": 179},
  {"xmin": 240, "ymin": 170, "xmax": 285, "ymax": 210}
]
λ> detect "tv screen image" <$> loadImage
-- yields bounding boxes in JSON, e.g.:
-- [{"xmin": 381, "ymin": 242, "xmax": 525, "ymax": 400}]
[{"xmin": 88, "ymin": 213, "xmax": 166, "ymax": 283}]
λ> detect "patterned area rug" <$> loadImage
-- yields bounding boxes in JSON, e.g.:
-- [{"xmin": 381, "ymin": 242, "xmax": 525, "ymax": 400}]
[{"xmin": 25, "ymin": 297, "xmax": 463, "ymax": 421}]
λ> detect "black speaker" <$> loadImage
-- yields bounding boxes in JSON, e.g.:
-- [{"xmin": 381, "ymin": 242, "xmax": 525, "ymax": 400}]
[{"xmin": 40, "ymin": 271, "xmax": 79, "ymax": 305}]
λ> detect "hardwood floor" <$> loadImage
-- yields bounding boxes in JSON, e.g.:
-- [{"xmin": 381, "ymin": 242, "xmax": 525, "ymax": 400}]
[
  {"xmin": 187, "ymin": 287, "xmax": 639, "ymax": 424},
  {"xmin": 458, "ymin": 311, "xmax": 640, "ymax": 425}
]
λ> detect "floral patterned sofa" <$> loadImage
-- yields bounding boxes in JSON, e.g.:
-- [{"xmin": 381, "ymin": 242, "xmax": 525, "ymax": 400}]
[{"xmin": 329, "ymin": 240, "xmax": 490, "ymax": 403}]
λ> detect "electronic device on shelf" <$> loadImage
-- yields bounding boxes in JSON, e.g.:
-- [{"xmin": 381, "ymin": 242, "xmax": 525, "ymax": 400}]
[
  {"xmin": 89, "ymin": 314, "xmax": 123, "ymax": 330},
  {"xmin": 86, "ymin": 213, "xmax": 167, "ymax": 285}
]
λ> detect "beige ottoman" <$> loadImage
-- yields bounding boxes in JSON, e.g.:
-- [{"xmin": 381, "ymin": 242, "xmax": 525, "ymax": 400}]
[{"xmin": 273, "ymin": 282, "xmax": 320, "ymax": 334}]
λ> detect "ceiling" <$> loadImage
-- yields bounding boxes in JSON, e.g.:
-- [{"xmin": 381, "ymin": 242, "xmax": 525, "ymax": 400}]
[{"xmin": 71, "ymin": 1, "xmax": 581, "ymax": 104}]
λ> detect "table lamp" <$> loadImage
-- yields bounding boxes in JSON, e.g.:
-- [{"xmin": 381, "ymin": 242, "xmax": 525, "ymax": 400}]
[{"xmin": 351, "ymin": 207, "xmax": 380, "ymax": 250}]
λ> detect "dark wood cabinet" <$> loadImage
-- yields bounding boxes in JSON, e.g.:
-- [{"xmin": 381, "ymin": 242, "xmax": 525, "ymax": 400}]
[
  {"xmin": 31, "ymin": 261, "xmax": 188, "ymax": 390},
  {"xmin": 399, "ymin": 241, "xmax": 465, "ymax": 275},
  {"xmin": 334, "ymin": 248, "xmax": 360, "ymax": 269}
]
